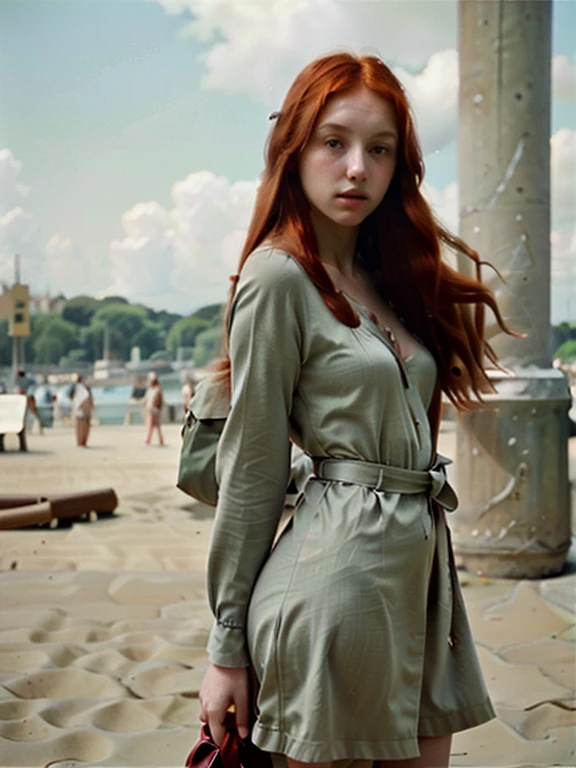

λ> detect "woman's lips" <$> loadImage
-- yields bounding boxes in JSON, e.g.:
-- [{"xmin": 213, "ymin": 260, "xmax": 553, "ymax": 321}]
[
  {"xmin": 338, "ymin": 191, "xmax": 367, "ymax": 199},
  {"xmin": 337, "ymin": 192, "xmax": 368, "ymax": 205}
]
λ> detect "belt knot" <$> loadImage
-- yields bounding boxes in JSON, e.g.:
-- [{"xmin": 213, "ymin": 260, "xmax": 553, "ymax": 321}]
[{"xmin": 428, "ymin": 454, "xmax": 458, "ymax": 512}]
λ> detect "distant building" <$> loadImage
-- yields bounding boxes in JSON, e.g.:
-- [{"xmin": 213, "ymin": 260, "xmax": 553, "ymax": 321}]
[{"xmin": 29, "ymin": 293, "xmax": 66, "ymax": 315}]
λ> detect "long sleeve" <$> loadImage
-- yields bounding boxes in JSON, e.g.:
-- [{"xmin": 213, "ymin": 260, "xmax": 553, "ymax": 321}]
[{"xmin": 206, "ymin": 249, "xmax": 308, "ymax": 667}]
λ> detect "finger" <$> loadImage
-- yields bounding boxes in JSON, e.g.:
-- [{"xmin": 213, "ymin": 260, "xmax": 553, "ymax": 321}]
[
  {"xmin": 210, "ymin": 717, "xmax": 227, "ymax": 748},
  {"xmin": 234, "ymin": 695, "xmax": 251, "ymax": 740}
]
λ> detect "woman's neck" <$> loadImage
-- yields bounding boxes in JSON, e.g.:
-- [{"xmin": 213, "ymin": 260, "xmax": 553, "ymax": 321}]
[{"xmin": 311, "ymin": 212, "xmax": 359, "ymax": 278}]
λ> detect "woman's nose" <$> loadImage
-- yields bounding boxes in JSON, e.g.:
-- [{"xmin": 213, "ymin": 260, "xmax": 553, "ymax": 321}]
[{"xmin": 346, "ymin": 149, "xmax": 367, "ymax": 182}]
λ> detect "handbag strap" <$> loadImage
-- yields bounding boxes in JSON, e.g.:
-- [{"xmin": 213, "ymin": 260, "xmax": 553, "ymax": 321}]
[{"xmin": 185, "ymin": 714, "xmax": 242, "ymax": 768}]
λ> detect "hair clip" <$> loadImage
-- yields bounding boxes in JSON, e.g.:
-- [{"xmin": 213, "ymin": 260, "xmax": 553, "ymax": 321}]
[{"xmin": 268, "ymin": 111, "xmax": 280, "ymax": 121}]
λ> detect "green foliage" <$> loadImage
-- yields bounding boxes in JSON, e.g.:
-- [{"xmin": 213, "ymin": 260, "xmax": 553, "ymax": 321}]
[
  {"xmin": 91, "ymin": 304, "xmax": 148, "ymax": 360},
  {"xmin": 552, "ymin": 322, "xmax": 576, "ymax": 355},
  {"xmin": 93, "ymin": 303, "xmax": 148, "ymax": 336},
  {"xmin": 32, "ymin": 316, "xmax": 78, "ymax": 364},
  {"xmin": 80, "ymin": 321, "xmax": 124, "ymax": 361},
  {"xmin": 100, "ymin": 295, "xmax": 129, "ymax": 306},
  {"xmin": 79, "ymin": 324, "xmax": 103, "ymax": 362},
  {"xmin": 30, "ymin": 313, "xmax": 57, "ymax": 335},
  {"xmin": 61, "ymin": 296, "xmax": 99, "ymax": 327},
  {"xmin": 166, "ymin": 316, "xmax": 209, "ymax": 357},
  {"xmin": 133, "ymin": 321, "xmax": 166, "ymax": 359},
  {"xmin": 193, "ymin": 326, "xmax": 223, "ymax": 368},
  {"xmin": 18, "ymin": 296, "xmax": 224, "ymax": 368},
  {"xmin": 554, "ymin": 339, "xmax": 576, "ymax": 363},
  {"xmin": 144, "ymin": 307, "xmax": 183, "ymax": 333},
  {"xmin": 193, "ymin": 303, "xmax": 224, "ymax": 323}
]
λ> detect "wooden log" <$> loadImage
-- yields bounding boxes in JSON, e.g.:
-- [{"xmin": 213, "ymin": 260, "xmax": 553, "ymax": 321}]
[
  {"xmin": 49, "ymin": 488, "xmax": 118, "ymax": 518},
  {"xmin": 0, "ymin": 495, "xmax": 47, "ymax": 510},
  {"xmin": 0, "ymin": 489, "xmax": 118, "ymax": 529},
  {"xmin": 0, "ymin": 502, "xmax": 53, "ymax": 529},
  {"xmin": 0, "ymin": 489, "xmax": 118, "ymax": 516}
]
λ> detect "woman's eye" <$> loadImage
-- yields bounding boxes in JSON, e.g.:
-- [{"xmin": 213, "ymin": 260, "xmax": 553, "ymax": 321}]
[
  {"xmin": 372, "ymin": 145, "xmax": 390, "ymax": 156},
  {"xmin": 325, "ymin": 139, "xmax": 342, "ymax": 149}
]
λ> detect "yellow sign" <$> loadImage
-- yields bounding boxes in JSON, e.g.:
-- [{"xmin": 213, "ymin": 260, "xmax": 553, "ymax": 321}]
[
  {"xmin": 4, "ymin": 284, "xmax": 31, "ymax": 337},
  {"xmin": 0, "ymin": 292, "xmax": 11, "ymax": 319}
]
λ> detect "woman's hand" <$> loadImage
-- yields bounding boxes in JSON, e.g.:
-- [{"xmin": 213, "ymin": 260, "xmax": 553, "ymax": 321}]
[{"xmin": 199, "ymin": 664, "xmax": 251, "ymax": 746}]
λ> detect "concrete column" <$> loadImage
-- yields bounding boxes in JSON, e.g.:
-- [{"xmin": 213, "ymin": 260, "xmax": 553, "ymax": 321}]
[{"xmin": 453, "ymin": 0, "xmax": 571, "ymax": 577}]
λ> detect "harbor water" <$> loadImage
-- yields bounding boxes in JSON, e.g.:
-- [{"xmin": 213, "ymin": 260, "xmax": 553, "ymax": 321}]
[{"xmin": 35, "ymin": 375, "xmax": 187, "ymax": 427}]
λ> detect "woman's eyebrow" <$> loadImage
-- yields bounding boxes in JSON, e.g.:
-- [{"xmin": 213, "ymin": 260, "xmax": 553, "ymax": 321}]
[{"xmin": 317, "ymin": 122, "xmax": 398, "ymax": 140}]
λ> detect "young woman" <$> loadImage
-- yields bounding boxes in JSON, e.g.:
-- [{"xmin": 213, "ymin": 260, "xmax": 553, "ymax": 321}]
[{"xmin": 199, "ymin": 53, "xmax": 511, "ymax": 768}]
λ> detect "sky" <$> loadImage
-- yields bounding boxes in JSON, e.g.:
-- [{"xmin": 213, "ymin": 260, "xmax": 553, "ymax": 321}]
[{"xmin": 0, "ymin": 0, "xmax": 574, "ymax": 323}]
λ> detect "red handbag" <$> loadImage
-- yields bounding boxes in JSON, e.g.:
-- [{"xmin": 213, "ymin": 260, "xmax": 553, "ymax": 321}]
[{"xmin": 185, "ymin": 712, "xmax": 272, "ymax": 768}]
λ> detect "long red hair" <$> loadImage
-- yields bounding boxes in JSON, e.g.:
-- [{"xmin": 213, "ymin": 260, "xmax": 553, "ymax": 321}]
[{"xmin": 218, "ymin": 52, "xmax": 513, "ymax": 410}]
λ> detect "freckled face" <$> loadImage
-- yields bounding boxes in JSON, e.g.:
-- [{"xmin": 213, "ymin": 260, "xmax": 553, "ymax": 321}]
[{"xmin": 298, "ymin": 85, "xmax": 398, "ymax": 235}]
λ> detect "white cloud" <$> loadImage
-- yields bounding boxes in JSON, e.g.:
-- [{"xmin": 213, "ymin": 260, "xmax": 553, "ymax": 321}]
[
  {"xmin": 551, "ymin": 128, "xmax": 575, "ymax": 229},
  {"xmin": 551, "ymin": 226, "xmax": 575, "ymax": 322},
  {"xmin": 0, "ymin": 150, "xmax": 41, "ymax": 288},
  {"xmin": 157, "ymin": 0, "xmax": 459, "ymax": 151},
  {"xmin": 0, "ymin": 206, "xmax": 46, "ymax": 288},
  {"xmin": 550, "ymin": 227, "xmax": 575, "ymax": 279},
  {"xmin": 0, "ymin": 149, "xmax": 30, "ymax": 217},
  {"xmin": 394, "ymin": 50, "xmax": 458, "ymax": 154},
  {"xmin": 104, "ymin": 173, "xmax": 258, "ymax": 312},
  {"xmin": 0, "ymin": 149, "xmax": 258, "ymax": 312},
  {"xmin": 106, "ymin": 202, "xmax": 175, "ymax": 299},
  {"xmin": 158, "ymin": 0, "xmax": 457, "ymax": 102},
  {"xmin": 45, "ymin": 235, "xmax": 109, "ymax": 299},
  {"xmin": 156, "ymin": 1, "xmax": 571, "ymax": 158},
  {"xmin": 169, "ymin": 171, "xmax": 257, "ymax": 306},
  {"xmin": 550, "ymin": 129, "xmax": 575, "ymax": 317},
  {"xmin": 552, "ymin": 54, "xmax": 576, "ymax": 102},
  {"xmin": 0, "ymin": 149, "xmax": 96, "ymax": 299}
]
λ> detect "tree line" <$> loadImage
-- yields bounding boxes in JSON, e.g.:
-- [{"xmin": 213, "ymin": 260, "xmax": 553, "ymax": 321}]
[
  {"xmin": 0, "ymin": 294, "xmax": 575, "ymax": 369},
  {"xmin": 552, "ymin": 322, "xmax": 576, "ymax": 364},
  {"xmin": 0, "ymin": 295, "xmax": 225, "ymax": 369}
]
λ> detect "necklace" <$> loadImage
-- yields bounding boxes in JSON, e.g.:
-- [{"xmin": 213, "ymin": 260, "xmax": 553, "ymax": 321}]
[{"xmin": 366, "ymin": 309, "xmax": 401, "ymax": 356}]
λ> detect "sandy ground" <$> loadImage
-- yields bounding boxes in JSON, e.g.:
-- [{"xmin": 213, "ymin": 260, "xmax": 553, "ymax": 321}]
[{"xmin": 0, "ymin": 424, "xmax": 574, "ymax": 768}]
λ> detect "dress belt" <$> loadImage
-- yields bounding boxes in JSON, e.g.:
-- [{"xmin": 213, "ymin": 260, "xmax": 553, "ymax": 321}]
[{"xmin": 312, "ymin": 453, "xmax": 458, "ymax": 512}]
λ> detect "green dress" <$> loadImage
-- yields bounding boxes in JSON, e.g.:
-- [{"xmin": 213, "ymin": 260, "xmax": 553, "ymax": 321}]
[{"xmin": 206, "ymin": 247, "xmax": 495, "ymax": 763}]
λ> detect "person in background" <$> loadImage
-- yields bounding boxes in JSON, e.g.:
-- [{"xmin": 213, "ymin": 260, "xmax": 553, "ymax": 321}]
[
  {"xmin": 16, "ymin": 369, "xmax": 43, "ymax": 435},
  {"xmin": 144, "ymin": 372, "xmax": 164, "ymax": 446},
  {"xmin": 70, "ymin": 373, "xmax": 94, "ymax": 447}
]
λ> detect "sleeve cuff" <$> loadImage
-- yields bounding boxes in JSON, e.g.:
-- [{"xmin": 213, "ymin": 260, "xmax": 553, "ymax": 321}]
[{"xmin": 206, "ymin": 620, "xmax": 251, "ymax": 668}]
